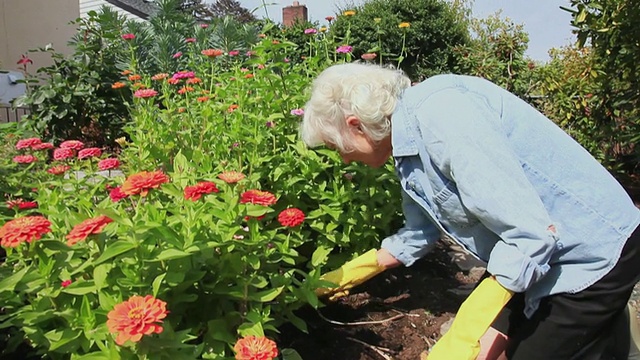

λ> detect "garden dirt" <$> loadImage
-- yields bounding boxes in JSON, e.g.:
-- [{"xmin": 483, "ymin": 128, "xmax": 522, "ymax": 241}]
[{"xmin": 278, "ymin": 176, "xmax": 640, "ymax": 360}]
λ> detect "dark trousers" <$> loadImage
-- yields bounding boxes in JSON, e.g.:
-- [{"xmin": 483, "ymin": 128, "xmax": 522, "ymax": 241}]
[{"xmin": 489, "ymin": 225, "xmax": 640, "ymax": 360}]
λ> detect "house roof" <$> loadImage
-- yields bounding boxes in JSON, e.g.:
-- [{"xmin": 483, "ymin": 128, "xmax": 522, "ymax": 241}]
[{"xmin": 105, "ymin": 0, "xmax": 159, "ymax": 20}]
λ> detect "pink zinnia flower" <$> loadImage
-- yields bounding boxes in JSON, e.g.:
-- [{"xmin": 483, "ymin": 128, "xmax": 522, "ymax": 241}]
[
  {"xmin": 134, "ymin": 89, "xmax": 158, "ymax": 98},
  {"xmin": 53, "ymin": 148, "xmax": 74, "ymax": 161},
  {"xmin": 15, "ymin": 137, "xmax": 41, "ymax": 150},
  {"xmin": 60, "ymin": 140, "xmax": 84, "ymax": 150},
  {"xmin": 336, "ymin": 45, "xmax": 353, "ymax": 53},
  {"xmin": 61, "ymin": 280, "xmax": 72, "ymax": 288},
  {"xmin": 98, "ymin": 158, "xmax": 120, "ymax": 170},
  {"xmin": 200, "ymin": 24, "xmax": 209, "ymax": 28},
  {"xmin": 173, "ymin": 52, "xmax": 182, "ymax": 58},
  {"xmin": 17, "ymin": 54, "xmax": 33, "ymax": 66},
  {"xmin": 13, "ymin": 155, "xmax": 37, "ymax": 164},
  {"xmin": 78, "ymin": 147, "xmax": 102, "ymax": 160},
  {"xmin": 304, "ymin": 28, "xmax": 317, "ymax": 35},
  {"xmin": 185, "ymin": 38, "xmax": 196, "ymax": 43},
  {"xmin": 32, "ymin": 142, "xmax": 54, "ymax": 150},
  {"xmin": 290, "ymin": 108, "xmax": 304, "ymax": 116},
  {"xmin": 172, "ymin": 71, "xmax": 195, "ymax": 80},
  {"xmin": 121, "ymin": 33, "xmax": 135, "ymax": 40},
  {"xmin": 228, "ymin": 50, "xmax": 240, "ymax": 56}
]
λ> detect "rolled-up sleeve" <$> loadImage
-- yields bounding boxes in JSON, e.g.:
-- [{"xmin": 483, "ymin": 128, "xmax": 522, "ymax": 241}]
[
  {"xmin": 418, "ymin": 87, "xmax": 557, "ymax": 293},
  {"xmin": 381, "ymin": 189, "xmax": 440, "ymax": 266}
]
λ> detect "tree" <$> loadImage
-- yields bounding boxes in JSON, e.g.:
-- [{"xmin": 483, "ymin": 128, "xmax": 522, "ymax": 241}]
[
  {"xmin": 329, "ymin": 0, "xmax": 470, "ymax": 80},
  {"xmin": 209, "ymin": 0, "xmax": 257, "ymax": 23},
  {"xmin": 177, "ymin": 0, "xmax": 215, "ymax": 22}
]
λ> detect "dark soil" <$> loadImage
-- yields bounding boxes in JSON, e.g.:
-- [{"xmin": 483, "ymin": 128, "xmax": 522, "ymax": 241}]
[
  {"xmin": 278, "ymin": 176, "xmax": 640, "ymax": 360},
  {"xmin": 278, "ymin": 244, "xmax": 481, "ymax": 360}
]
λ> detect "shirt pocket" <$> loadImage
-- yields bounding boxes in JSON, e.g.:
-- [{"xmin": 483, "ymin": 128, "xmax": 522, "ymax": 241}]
[{"xmin": 433, "ymin": 181, "xmax": 480, "ymax": 229}]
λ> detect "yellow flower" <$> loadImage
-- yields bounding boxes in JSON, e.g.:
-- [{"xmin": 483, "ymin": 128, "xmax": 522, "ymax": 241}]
[
  {"xmin": 343, "ymin": 10, "xmax": 356, "ymax": 16},
  {"xmin": 399, "ymin": 22, "xmax": 411, "ymax": 28},
  {"xmin": 320, "ymin": 26, "xmax": 328, "ymax": 32},
  {"xmin": 115, "ymin": 137, "xmax": 128, "ymax": 147},
  {"xmin": 374, "ymin": 18, "xmax": 382, "ymax": 23}
]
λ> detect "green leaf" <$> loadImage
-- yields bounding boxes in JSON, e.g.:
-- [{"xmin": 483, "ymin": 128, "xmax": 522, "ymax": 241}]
[
  {"xmin": 252, "ymin": 286, "xmax": 284, "ymax": 302},
  {"xmin": 238, "ymin": 321, "xmax": 264, "ymax": 337},
  {"xmin": 93, "ymin": 264, "xmax": 110, "ymax": 290},
  {"xmin": 71, "ymin": 352, "xmax": 112, "ymax": 360},
  {"xmin": 39, "ymin": 239, "xmax": 71, "ymax": 251},
  {"xmin": 150, "ymin": 249, "xmax": 192, "ymax": 262},
  {"xmin": 62, "ymin": 281, "xmax": 97, "ymax": 295},
  {"xmin": 92, "ymin": 241, "xmax": 136, "ymax": 267},
  {"xmin": 0, "ymin": 266, "xmax": 30, "ymax": 292},
  {"xmin": 311, "ymin": 245, "xmax": 333, "ymax": 267},
  {"xmin": 281, "ymin": 349, "xmax": 304, "ymax": 360},
  {"xmin": 152, "ymin": 273, "xmax": 166, "ymax": 297}
]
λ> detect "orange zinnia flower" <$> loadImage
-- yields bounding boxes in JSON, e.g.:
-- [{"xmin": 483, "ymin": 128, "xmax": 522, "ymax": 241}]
[
  {"xmin": 0, "ymin": 216, "xmax": 51, "ymax": 248},
  {"xmin": 151, "ymin": 73, "xmax": 169, "ymax": 81},
  {"xmin": 106, "ymin": 295, "xmax": 168, "ymax": 346},
  {"xmin": 233, "ymin": 335, "xmax": 279, "ymax": 360},
  {"xmin": 184, "ymin": 181, "xmax": 219, "ymax": 201},
  {"xmin": 218, "ymin": 171, "xmax": 245, "ymax": 184},
  {"xmin": 240, "ymin": 190, "xmax": 277, "ymax": 206},
  {"xmin": 244, "ymin": 73, "xmax": 254, "ymax": 79},
  {"xmin": 185, "ymin": 77, "xmax": 202, "ymax": 84},
  {"xmin": 66, "ymin": 215, "xmax": 113, "ymax": 246},
  {"xmin": 121, "ymin": 171, "xmax": 169, "ymax": 197},
  {"xmin": 277, "ymin": 208, "xmax": 305, "ymax": 227},
  {"xmin": 121, "ymin": 70, "xmax": 132, "ymax": 76},
  {"xmin": 201, "ymin": 49, "xmax": 224, "ymax": 58},
  {"xmin": 112, "ymin": 82, "xmax": 126, "ymax": 89},
  {"xmin": 228, "ymin": 104, "xmax": 239, "ymax": 113},
  {"xmin": 47, "ymin": 165, "xmax": 71, "ymax": 175},
  {"xmin": 128, "ymin": 74, "xmax": 142, "ymax": 81},
  {"xmin": 177, "ymin": 86, "xmax": 194, "ymax": 94}
]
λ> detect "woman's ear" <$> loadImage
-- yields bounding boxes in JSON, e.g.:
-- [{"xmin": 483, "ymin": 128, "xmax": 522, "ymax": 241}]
[{"xmin": 346, "ymin": 116, "xmax": 362, "ymax": 132}]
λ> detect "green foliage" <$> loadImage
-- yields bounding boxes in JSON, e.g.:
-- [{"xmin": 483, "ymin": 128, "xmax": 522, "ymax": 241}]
[
  {"xmin": 329, "ymin": 0, "xmax": 470, "ymax": 80},
  {"xmin": 563, "ymin": 0, "xmax": 640, "ymax": 172},
  {"xmin": 0, "ymin": 10, "xmax": 403, "ymax": 359},
  {"xmin": 453, "ymin": 11, "xmax": 536, "ymax": 98}
]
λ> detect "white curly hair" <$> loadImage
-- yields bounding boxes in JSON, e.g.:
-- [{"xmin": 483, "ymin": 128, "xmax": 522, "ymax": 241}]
[{"xmin": 299, "ymin": 63, "xmax": 411, "ymax": 153}]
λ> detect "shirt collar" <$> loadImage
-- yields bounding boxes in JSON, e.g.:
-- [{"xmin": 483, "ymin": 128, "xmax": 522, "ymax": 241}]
[{"xmin": 391, "ymin": 100, "xmax": 419, "ymax": 157}]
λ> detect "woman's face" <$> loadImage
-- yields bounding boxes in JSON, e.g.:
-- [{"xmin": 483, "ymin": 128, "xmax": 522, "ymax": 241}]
[{"xmin": 329, "ymin": 116, "xmax": 392, "ymax": 168}]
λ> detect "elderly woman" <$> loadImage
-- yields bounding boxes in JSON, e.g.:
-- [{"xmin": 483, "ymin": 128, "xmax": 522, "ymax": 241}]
[{"xmin": 300, "ymin": 63, "xmax": 640, "ymax": 360}]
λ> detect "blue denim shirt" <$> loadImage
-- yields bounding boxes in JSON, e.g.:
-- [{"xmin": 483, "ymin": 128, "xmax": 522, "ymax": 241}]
[{"xmin": 381, "ymin": 74, "xmax": 640, "ymax": 317}]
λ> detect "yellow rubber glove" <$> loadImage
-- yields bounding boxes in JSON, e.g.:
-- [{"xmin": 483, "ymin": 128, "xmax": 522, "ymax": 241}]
[
  {"xmin": 315, "ymin": 249, "xmax": 386, "ymax": 301},
  {"xmin": 426, "ymin": 276, "xmax": 513, "ymax": 360}
]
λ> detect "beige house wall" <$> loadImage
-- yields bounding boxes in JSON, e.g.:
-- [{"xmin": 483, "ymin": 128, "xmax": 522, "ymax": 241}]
[{"xmin": 0, "ymin": 0, "xmax": 79, "ymax": 72}]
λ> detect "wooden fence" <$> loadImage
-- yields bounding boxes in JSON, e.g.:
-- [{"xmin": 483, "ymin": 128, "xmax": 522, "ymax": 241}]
[{"xmin": 0, "ymin": 105, "xmax": 30, "ymax": 123}]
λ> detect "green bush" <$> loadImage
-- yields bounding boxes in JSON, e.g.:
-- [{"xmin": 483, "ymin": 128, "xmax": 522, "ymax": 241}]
[{"xmin": 329, "ymin": 0, "xmax": 470, "ymax": 80}]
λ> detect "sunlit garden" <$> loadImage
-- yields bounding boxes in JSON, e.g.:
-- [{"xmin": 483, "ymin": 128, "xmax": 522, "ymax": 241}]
[{"xmin": 1, "ymin": 0, "xmax": 638, "ymax": 359}]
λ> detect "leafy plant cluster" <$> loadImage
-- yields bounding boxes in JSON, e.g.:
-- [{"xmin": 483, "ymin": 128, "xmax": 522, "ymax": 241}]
[{"xmin": 0, "ymin": 5, "xmax": 404, "ymax": 360}]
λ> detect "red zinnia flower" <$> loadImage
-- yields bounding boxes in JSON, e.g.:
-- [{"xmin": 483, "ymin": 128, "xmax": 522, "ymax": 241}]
[
  {"xmin": 184, "ymin": 181, "xmax": 219, "ymax": 201},
  {"xmin": 6, "ymin": 199, "xmax": 37, "ymax": 210},
  {"xmin": 107, "ymin": 295, "xmax": 168, "ymax": 346},
  {"xmin": 134, "ymin": 89, "xmax": 158, "ymax": 98},
  {"xmin": 61, "ymin": 280, "xmax": 72, "ymax": 288},
  {"xmin": 32, "ymin": 142, "xmax": 54, "ymax": 150},
  {"xmin": 121, "ymin": 33, "xmax": 135, "ymax": 40},
  {"xmin": 47, "ymin": 165, "xmax": 71, "ymax": 175},
  {"xmin": 218, "ymin": 171, "xmax": 245, "ymax": 183},
  {"xmin": 15, "ymin": 137, "xmax": 42, "ymax": 150},
  {"xmin": 240, "ymin": 190, "xmax": 277, "ymax": 206},
  {"xmin": 98, "ymin": 158, "xmax": 120, "ymax": 170},
  {"xmin": 60, "ymin": 140, "xmax": 84, "ymax": 150},
  {"xmin": 121, "ymin": 171, "xmax": 169, "ymax": 197},
  {"xmin": 66, "ymin": 215, "xmax": 113, "ymax": 246},
  {"xmin": 233, "ymin": 335, "xmax": 279, "ymax": 360},
  {"xmin": 109, "ymin": 186, "xmax": 128, "ymax": 202},
  {"xmin": 13, "ymin": 155, "xmax": 37, "ymax": 164},
  {"xmin": 0, "ymin": 216, "xmax": 52, "ymax": 248},
  {"xmin": 277, "ymin": 208, "xmax": 305, "ymax": 227},
  {"xmin": 53, "ymin": 148, "xmax": 74, "ymax": 161},
  {"xmin": 78, "ymin": 147, "xmax": 102, "ymax": 160},
  {"xmin": 17, "ymin": 54, "xmax": 33, "ymax": 66}
]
